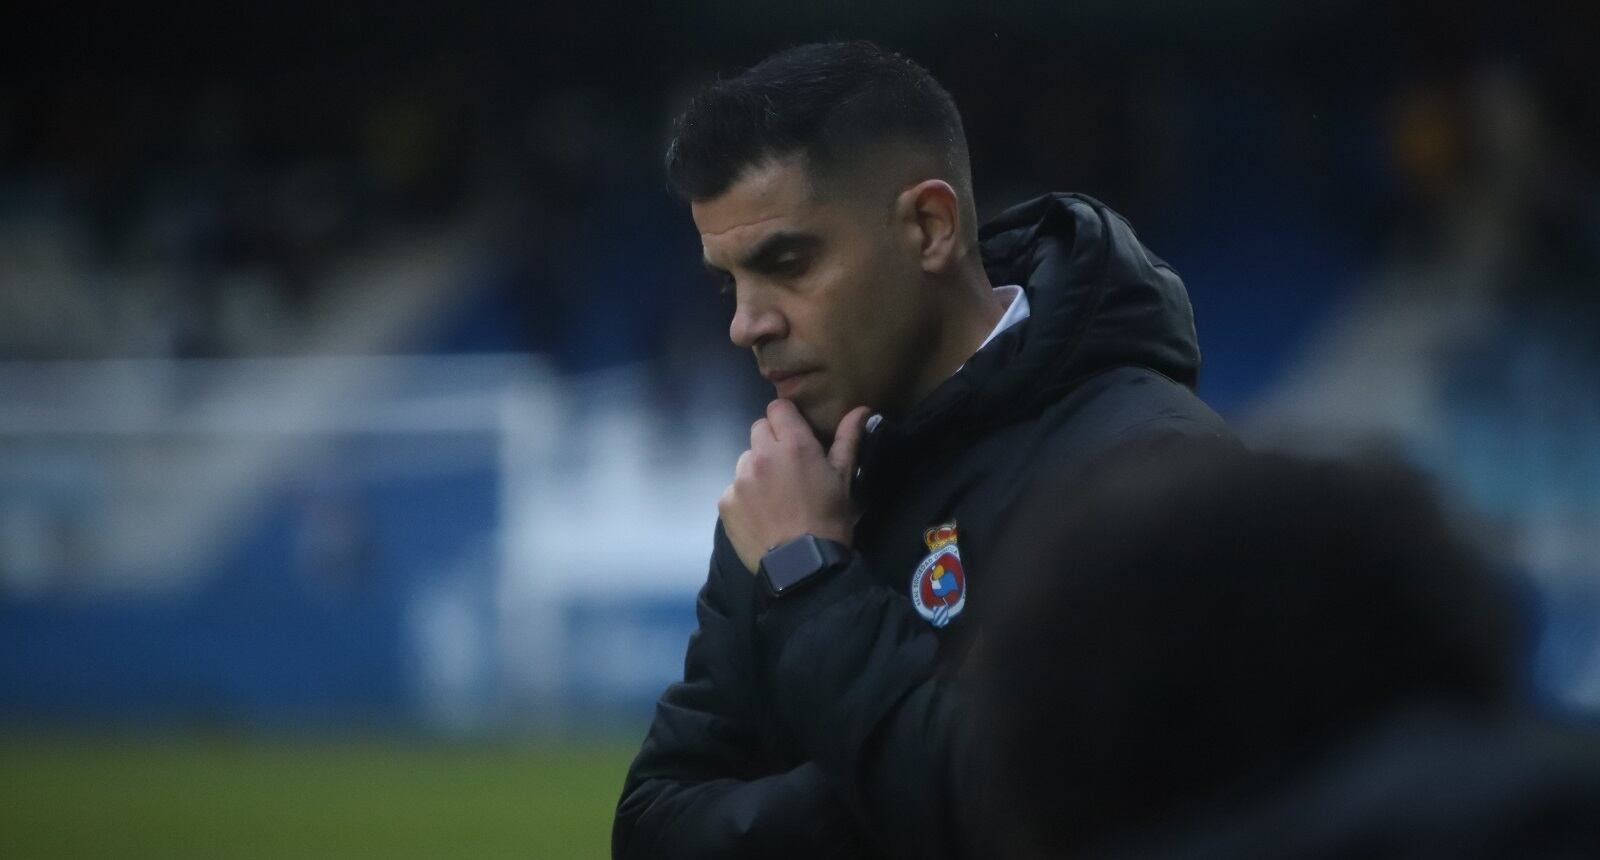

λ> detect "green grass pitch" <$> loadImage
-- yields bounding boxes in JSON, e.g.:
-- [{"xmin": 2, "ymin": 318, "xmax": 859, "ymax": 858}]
[{"xmin": 0, "ymin": 735, "xmax": 640, "ymax": 858}]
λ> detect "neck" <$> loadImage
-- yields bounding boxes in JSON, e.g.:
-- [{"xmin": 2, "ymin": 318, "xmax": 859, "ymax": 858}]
[{"xmin": 903, "ymin": 259, "xmax": 1005, "ymax": 410}]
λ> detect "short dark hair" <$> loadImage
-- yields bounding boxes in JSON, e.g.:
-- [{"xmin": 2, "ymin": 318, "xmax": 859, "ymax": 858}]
[
  {"xmin": 976, "ymin": 448, "xmax": 1529, "ymax": 855},
  {"xmin": 664, "ymin": 41, "xmax": 971, "ymax": 203}
]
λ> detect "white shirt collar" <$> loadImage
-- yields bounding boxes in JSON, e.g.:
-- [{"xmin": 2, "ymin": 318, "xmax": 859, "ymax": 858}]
[{"xmin": 976, "ymin": 284, "xmax": 1030, "ymax": 353}]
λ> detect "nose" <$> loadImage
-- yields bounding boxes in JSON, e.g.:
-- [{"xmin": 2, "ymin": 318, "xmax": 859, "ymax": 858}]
[{"xmin": 729, "ymin": 292, "xmax": 787, "ymax": 349}]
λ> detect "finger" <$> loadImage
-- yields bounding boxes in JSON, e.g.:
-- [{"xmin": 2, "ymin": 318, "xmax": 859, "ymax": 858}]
[
  {"xmin": 751, "ymin": 418, "xmax": 773, "ymax": 449},
  {"xmin": 766, "ymin": 399, "xmax": 816, "ymax": 445},
  {"xmin": 734, "ymin": 449, "xmax": 753, "ymax": 479},
  {"xmin": 827, "ymin": 406, "xmax": 874, "ymax": 475}
]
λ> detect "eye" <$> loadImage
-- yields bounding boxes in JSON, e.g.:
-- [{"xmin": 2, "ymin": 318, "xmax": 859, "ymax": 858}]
[
  {"xmin": 773, "ymin": 255, "xmax": 809, "ymax": 278},
  {"xmin": 716, "ymin": 271, "xmax": 736, "ymax": 297}
]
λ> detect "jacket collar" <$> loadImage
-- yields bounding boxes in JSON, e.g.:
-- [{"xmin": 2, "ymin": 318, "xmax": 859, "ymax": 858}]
[{"xmin": 853, "ymin": 193, "xmax": 1202, "ymax": 499}]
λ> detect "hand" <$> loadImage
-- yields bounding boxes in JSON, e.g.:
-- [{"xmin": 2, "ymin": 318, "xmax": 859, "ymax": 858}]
[{"xmin": 719, "ymin": 401, "xmax": 873, "ymax": 573}]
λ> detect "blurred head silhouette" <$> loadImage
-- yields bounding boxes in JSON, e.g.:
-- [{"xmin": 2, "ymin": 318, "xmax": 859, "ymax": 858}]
[{"xmin": 974, "ymin": 447, "xmax": 1600, "ymax": 858}]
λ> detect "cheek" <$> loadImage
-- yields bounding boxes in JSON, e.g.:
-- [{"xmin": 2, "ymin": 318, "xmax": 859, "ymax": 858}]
[
  {"xmin": 813, "ymin": 277, "xmax": 883, "ymax": 365},
  {"xmin": 822, "ymin": 273, "xmax": 919, "ymax": 394}
]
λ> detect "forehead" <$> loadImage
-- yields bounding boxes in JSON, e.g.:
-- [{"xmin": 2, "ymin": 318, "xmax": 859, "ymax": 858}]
[{"xmin": 692, "ymin": 158, "xmax": 817, "ymax": 261}]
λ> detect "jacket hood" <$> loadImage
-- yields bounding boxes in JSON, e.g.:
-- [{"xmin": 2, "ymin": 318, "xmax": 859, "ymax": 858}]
[
  {"xmin": 869, "ymin": 193, "xmax": 1202, "ymax": 449},
  {"xmin": 974, "ymin": 192, "xmax": 1200, "ymax": 400}
]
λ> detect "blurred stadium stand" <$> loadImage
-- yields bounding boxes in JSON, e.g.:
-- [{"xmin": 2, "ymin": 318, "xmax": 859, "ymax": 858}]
[
  {"xmin": 0, "ymin": 353, "xmax": 751, "ymax": 732},
  {"xmin": 1, "ymin": 0, "xmax": 1596, "ymax": 737}
]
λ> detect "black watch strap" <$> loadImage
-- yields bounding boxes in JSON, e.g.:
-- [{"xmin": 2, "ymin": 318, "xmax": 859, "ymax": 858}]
[{"xmin": 759, "ymin": 534, "xmax": 851, "ymax": 597}]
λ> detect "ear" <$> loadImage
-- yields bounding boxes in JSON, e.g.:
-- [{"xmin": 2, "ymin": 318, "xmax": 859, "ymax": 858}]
[{"xmin": 894, "ymin": 179, "xmax": 963, "ymax": 274}]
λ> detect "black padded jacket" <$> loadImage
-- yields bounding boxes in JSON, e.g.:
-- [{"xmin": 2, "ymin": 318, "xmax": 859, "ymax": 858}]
[{"xmin": 613, "ymin": 193, "xmax": 1234, "ymax": 859}]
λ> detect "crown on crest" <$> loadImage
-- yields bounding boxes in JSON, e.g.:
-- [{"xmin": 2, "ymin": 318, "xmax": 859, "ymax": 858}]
[{"xmin": 923, "ymin": 523, "xmax": 958, "ymax": 552}]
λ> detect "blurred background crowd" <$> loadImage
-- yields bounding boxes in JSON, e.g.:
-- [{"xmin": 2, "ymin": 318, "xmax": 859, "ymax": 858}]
[{"xmin": 1, "ymin": 0, "xmax": 1597, "ymax": 853}]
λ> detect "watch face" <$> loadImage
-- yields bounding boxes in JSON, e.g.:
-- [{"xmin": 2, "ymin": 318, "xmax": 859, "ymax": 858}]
[{"xmin": 764, "ymin": 536, "xmax": 828, "ymax": 594}]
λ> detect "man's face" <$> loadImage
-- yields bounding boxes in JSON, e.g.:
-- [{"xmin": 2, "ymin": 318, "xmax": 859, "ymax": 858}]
[{"xmin": 694, "ymin": 157, "xmax": 933, "ymax": 440}]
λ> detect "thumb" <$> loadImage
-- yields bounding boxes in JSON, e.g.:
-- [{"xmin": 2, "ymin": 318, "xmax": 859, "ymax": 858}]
[{"xmin": 827, "ymin": 406, "xmax": 874, "ymax": 476}]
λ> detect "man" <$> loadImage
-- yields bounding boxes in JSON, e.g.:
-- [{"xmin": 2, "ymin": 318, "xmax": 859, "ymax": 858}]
[{"xmin": 613, "ymin": 41, "xmax": 1231, "ymax": 859}]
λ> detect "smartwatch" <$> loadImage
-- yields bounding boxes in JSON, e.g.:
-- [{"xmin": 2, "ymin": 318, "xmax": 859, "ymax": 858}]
[{"xmin": 758, "ymin": 534, "xmax": 851, "ymax": 598}]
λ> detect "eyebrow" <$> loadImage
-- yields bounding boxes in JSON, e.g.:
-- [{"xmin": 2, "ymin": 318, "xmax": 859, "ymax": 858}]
[{"xmin": 702, "ymin": 230, "xmax": 821, "ymax": 277}]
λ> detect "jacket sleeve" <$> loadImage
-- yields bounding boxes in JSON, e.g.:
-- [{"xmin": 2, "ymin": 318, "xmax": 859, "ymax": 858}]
[
  {"xmin": 755, "ymin": 556, "xmax": 987, "ymax": 860},
  {"xmin": 612, "ymin": 524, "xmax": 873, "ymax": 859}
]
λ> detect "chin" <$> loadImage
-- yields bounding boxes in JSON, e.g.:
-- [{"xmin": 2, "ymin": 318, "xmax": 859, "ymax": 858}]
[{"xmin": 795, "ymin": 399, "xmax": 842, "ymax": 442}]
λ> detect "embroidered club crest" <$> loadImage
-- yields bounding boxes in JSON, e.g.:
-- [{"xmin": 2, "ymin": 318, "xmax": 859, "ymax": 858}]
[{"xmin": 910, "ymin": 522, "xmax": 966, "ymax": 628}]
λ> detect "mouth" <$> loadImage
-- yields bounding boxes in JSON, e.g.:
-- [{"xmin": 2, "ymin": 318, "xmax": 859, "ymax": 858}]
[{"xmin": 761, "ymin": 368, "xmax": 818, "ymax": 399}]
